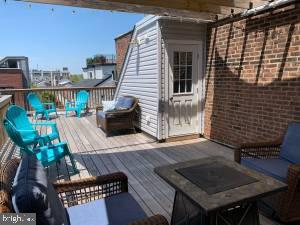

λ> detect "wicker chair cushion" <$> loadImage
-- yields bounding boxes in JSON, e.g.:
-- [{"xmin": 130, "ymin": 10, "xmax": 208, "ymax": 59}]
[
  {"xmin": 280, "ymin": 122, "xmax": 300, "ymax": 164},
  {"xmin": 102, "ymin": 101, "xmax": 116, "ymax": 112},
  {"xmin": 12, "ymin": 155, "xmax": 70, "ymax": 225},
  {"xmin": 115, "ymin": 97, "xmax": 134, "ymax": 110},
  {"xmin": 241, "ymin": 158, "xmax": 290, "ymax": 182},
  {"xmin": 67, "ymin": 192, "xmax": 146, "ymax": 225}
]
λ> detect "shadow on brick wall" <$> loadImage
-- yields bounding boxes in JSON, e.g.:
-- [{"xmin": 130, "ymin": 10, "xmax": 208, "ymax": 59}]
[{"xmin": 205, "ymin": 9, "xmax": 300, "ymax": 146}]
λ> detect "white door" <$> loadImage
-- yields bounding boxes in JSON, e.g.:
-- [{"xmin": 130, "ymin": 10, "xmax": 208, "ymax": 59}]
[{"xmin": 168, "ymin": 44, "xmax": 200, "ymax": 137}]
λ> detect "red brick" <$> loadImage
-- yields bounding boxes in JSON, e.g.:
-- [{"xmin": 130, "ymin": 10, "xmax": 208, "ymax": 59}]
[
  {"xmin": 0, "ymin": 69, "xmax": 26, "ymax": 106},
  {"xmin": 115, "ymin": 30, "xmax": 133, "ymax": 81},
  {"xmin": 204, "ymin": 5, "xmax": 300, "ymax": 146},
  {"xmin": 0, "ymin": 69, "xmax": 24, "ymax": 89}
]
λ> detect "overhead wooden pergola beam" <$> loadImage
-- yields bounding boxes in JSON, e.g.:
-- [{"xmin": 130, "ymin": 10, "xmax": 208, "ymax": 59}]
[{"xmin": 19, "ymin": 0, "xmax": 269, "ymax": 20}]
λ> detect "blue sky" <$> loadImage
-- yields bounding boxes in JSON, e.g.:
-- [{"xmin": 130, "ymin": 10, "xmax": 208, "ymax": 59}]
[{"xmin": 0, "ymin": 1, "xmax": 143, "ymax": 74}]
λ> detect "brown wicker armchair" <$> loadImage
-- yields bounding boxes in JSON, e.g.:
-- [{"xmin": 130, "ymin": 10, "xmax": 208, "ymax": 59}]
[
  {"xmin": 0, "ymin": 158, "xmax": 169, "ymax": 225},
  {"xmin": 234, "ymin": 138, "xmax": 300, "ymax": 223},
  {"xmin": 96, "ymin": 96, "xmax": 139, "ymax": 136}
]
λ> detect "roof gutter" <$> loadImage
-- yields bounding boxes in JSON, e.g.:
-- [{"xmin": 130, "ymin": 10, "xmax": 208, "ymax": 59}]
[{"xmin": 241, "ymin": 0, "xmax": 297, "ymax": 17}]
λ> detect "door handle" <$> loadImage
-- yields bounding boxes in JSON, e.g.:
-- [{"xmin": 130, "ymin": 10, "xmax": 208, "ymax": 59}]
[{"xmin": 170, "ymin": 96, "xmax": 173, "ymax": 101}]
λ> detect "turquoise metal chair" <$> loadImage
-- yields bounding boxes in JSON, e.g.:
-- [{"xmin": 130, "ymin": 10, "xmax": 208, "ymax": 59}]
[
  {"xmin": 65, "ymin": 90, "xmax": 89, "ymax": 118},
  {"xmin": 3, "ymin": 119, "xmax": 78, "ymax": 173},
  {"xmin": 6, "ymin": 105, "xmax": 60, "ymax": 147},
  {"xmin": 27, "ymin": 92, "xmax": 58, "ymax": 120}
]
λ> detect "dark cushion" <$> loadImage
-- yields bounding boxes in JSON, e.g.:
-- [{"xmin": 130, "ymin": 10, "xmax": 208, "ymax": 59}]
[
  {"xmin": 115, "ymin": 97, "xmax": 134, "ymax": 110},
  {"xmin": 67, "ymin": 192, "xmax": 146, "ymax": 225},
  {"xmin": 96, "ymin": 111, "xmax": 106, "ymax": 119},
  {"xmin": 280, "ymin": 122, "xmax": 300, "ymax": 164},
  {"xmin": 12, "ymin": 155, "xmax": 70, "ymax": 225},
  {"xmin": 241, "ymin": 158, "xmax": 291, "ymax": 182}
]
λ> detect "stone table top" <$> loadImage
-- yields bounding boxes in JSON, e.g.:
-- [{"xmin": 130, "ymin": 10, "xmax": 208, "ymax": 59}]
[{"xmin": 154, "ymin": 156, "xmax": 287, "ymax": 213}]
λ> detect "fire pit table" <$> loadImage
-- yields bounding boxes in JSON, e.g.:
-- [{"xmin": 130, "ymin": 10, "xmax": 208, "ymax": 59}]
[{"xmin": 155, "ymin": 157, "xmax": 286, "ymax": 225}]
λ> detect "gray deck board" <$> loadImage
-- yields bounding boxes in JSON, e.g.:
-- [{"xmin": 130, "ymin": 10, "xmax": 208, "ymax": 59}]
[{"xmin": 1, "ymin": 113, "xmax": 281, "ymax": 225}]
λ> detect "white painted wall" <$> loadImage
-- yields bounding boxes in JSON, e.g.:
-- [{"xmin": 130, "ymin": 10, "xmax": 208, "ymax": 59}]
[
  {"xmin": 82, "ymin": 69, "xmax": 93, "ymax": 79},
  {"xmin": 83, "ymin": 65, "xmax": 116, "ymax": 80},
  {"xmin": 115, "ymin": 16, "xmax": 207, "ymax": 140},
  {"xmin": 115, "ymin": 16, "xmax": 160, "ymax": 138},
  {"xmin": 95, "ymin": 65, "xmax": 115, "ymax": 79}
]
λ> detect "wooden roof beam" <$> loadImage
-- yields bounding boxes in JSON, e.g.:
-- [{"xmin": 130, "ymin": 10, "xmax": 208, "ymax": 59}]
[
  {"xmin": 198, "ymin": 0, "xmax": 269, "ymax": 9},
  {"xmin": 20, "ymin": 0, "xmax": 269, "ymax": 20},
  {"xmin": 22, "ymin": 0, "xmax": 222, "ymax": 21}
]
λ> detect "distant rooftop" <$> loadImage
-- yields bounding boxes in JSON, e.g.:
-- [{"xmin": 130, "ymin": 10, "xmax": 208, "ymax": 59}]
[
  {"xmin": 114, "ymin": 29, "xmax": 134, "ymax": 40},
  {"xmin": 72, "ymin": 76, "xmax": 113, "ymax": 88},
  {"xmin": 58, "ymin": 79, "xmax": 72, "ymax": 87},
  {"xmin": 32, "ymin": 68, "xmax": 70, "ymax": 72},
  {"xmin": 85, "ymin": 54, "xmax": 116, "ymax": 68},
  {"xmin": 0, "ymin": 56, "xmax": 28, "ymax": 68},
  {"xmin": 0, "ymin": 56, "xmax": 28, "ymax": 61},
  {"xmin": 82, "ymin": 63, "xmax": 116, "ymax": 70}
]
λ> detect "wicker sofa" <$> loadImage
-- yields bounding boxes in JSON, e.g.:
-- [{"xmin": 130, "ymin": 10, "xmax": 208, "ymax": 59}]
[
  {"xmin": 96, "ymin": 96, "xmax": 139, "ymax": 136},
  {"xmin": 234, "ymin": 122, "xmax": 300, "ymax": 223},
  {"xmin": 0, "ymin": 157, "xmax": 168, "ymax": 225}
]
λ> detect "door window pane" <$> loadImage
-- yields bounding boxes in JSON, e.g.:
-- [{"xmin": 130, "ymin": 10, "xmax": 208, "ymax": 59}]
[
  {"xmin": 180, "ymin": 67, "xmax": 186, "ymax": 79},
  {"xmin": 174, "ymin": 52, "xmax": 179, "ymax": 65},
  {"xmin": 186, "ymin": 80, "xmax": 192, "ymax": 92},
  {"xmin": 180, "ymin": 52, "xmax": 187, "ymax": 65},
  {"xmin": 174, "ymin": 80, "xmax": 179, "ymax": 93},
  {"xmin": 173, "ymin": 51, "xmax": 193, "ymax": 94},
  {"xmin": 187, "ymin": 52, "xmax": 192, "ymax": 65},
  {"xmin": 187, "ymin": 66, "xmax": 192, "ymax": 79},
  {"xmin": 174, "ymin": 66, "xmax": 180, "ymax": 80},
  {"xmin": 180, "ymin": 80, "xmax": 185, "ymax": 93}
]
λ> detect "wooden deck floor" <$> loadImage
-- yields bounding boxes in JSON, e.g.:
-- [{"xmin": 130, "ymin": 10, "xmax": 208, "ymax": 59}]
[{"xmin": 1, "ymin": 113, "xmax": 282, "ymax": 225}]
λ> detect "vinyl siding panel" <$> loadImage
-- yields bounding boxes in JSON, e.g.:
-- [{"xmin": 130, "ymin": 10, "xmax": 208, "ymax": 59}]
[
  {"xmin": 160, "ymin": 20, "xmax": 206, "ymax": 40},
  {"xmin": 115, "ymin": 16, "xmax": 159, "ymax": 138}
]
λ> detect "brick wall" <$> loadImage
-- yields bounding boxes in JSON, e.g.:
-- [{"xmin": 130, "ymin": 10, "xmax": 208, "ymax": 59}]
[
  {"xmin": 204, "ymin": 4, "xmax": 300, "ymax": 146},
  {"xmin": 0, "ymin": 69, "xmax": 24, "ymax": 89},
  {"xmin": 115, "ymin": 30, "xmax": 133, "ymax": 81},
  {"xmin": 0, "ymin": 69, "xmax": 26, "ymax": 106}
]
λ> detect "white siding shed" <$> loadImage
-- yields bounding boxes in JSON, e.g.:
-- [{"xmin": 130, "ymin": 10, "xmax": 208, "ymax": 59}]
[
  {"xmin": 115, "ymin": 15, "xmax": 207, "ymax": 140},
  {"xmin": 115, "ymin": 16, "xmax": 160, "ymax": 138}
]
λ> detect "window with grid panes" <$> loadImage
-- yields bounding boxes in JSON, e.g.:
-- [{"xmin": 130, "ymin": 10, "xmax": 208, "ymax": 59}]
[{"xmin": 173, "ymin": 51, "xmax": 193, "ymax": 94}]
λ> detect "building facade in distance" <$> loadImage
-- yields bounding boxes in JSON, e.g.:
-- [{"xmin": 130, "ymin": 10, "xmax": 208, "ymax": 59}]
[
  {"xmin": 82, "ymin": 54, "xmax": 116, "ymax": 81},
  {"xmin": 0, "ymin": 56, "xmax": 30, "ymax": 88},
  {"xmin": 31, "ymin": 67, "xmax": 70, "ymax": 87}
]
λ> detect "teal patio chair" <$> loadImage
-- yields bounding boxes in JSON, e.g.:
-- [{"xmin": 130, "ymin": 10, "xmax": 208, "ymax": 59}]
[
  {"xmin": 65, "ymin": 90, "xmax": 89, "ymax": 118},
  {"xmin": 3, "ymin": 119, "xmax": 78, "ymax": 173},
  {"xmin": 6, "ymin": 105, "xmax": 60, "ymax": 147},
  {"xmin": 27, "ymin": 92, "xmax": 58, "ymax": 120}
]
